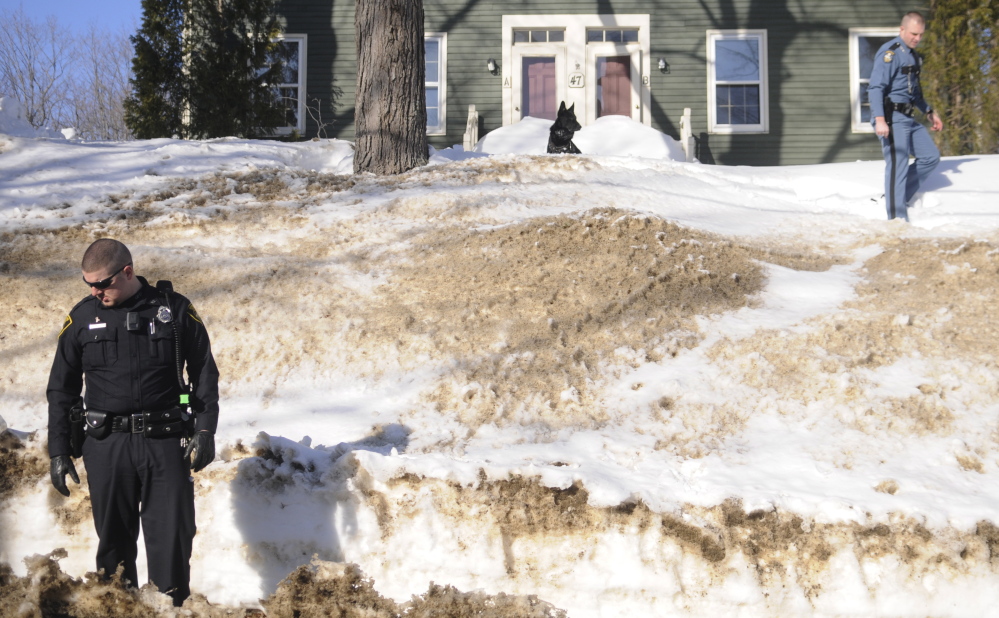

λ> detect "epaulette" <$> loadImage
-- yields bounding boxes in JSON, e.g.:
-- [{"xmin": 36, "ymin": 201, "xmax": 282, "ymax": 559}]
[
  {"xmin": 154, "ymin": 280, "xmax": 185, "ymax": 308},
  {"xmin": 71, "ymin": 295, "xmax": 97, "ymax": 313},
  {"xmin": 883, "ymin": 41, "xmax": 902, "ymax": 63}
]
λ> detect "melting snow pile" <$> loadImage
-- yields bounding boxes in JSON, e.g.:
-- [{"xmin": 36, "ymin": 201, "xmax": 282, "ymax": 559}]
[
  {"xmin": 0, "ymin": 97, "xmax": 70, "ymax": 139},
  {"xmin": 469, "ymin": 115, "xmax": 686, "ymax": 160},
  {"xmin": 2, "ymin": 116, "xmax": 999, "ymax": 617}
]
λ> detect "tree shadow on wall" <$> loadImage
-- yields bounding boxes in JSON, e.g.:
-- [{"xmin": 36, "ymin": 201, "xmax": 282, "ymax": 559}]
[
  {"xmin": 667, "ymin": 0, "xmax": 909, "ymax": 165},
  {"xmin": 273, "ymin": 0, "xmax": 344, "ymax": 139}
]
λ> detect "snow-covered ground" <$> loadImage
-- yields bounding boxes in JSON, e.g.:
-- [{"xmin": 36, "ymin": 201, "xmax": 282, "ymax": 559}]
[{"xmin": 2, "ymin": 111, "xmax": 999, "ymax": 616}]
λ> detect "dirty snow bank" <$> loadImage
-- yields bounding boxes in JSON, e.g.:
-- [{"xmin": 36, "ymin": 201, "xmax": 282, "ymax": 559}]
[{"xmin": 2, "ymin": 124, "xmax": 999, "ymax": 616}]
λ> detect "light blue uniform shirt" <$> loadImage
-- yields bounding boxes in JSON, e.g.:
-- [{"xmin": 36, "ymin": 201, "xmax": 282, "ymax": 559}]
[{"xmin": 867, "ymin": 36, "xmax": 930, "ymax": 121}]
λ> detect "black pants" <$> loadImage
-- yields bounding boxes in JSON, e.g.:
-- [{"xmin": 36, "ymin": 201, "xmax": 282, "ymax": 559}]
[{"xmin": 82, "ymin": 431, "xmax": 196, "ymax": 606}]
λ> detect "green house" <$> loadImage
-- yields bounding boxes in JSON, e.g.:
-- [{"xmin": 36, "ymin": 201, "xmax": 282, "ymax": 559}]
[{"xmin": 271, "ymin": 0, "xmax": 914, "ymax": 165}]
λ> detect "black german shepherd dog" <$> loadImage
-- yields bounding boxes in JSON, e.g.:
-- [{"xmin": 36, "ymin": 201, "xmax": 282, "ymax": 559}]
[{"xmin": 547, "ymin": 101, "xmax": 582, "ymax": 154}]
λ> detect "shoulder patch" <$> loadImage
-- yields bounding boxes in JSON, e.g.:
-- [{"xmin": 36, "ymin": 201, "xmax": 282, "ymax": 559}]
[
  {"xmin": 58, "ymin": 314, "xmax": 73, "ymax": 338},
  {"xmin": 186, "ymin": 304, "xmax": 204, "ymax": 324}
]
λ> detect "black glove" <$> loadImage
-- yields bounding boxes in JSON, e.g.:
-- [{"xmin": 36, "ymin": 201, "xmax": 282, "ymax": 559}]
[
  {"xmin": 184, "ymin": 431, "xmax": 215, "ymax": 472},
  {"xmin": 50, "ymin": 455, "xmax": 80, "ymax": 497}
]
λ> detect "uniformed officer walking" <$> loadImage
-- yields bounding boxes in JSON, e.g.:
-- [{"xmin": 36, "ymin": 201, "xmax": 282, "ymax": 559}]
[
  {"xmin": 867, "ymin": 11, "xmax": 944, "ymax": 222},
  {"xmin": 47, "ymin": 239, "xmax": 219, "ymax": 606}
]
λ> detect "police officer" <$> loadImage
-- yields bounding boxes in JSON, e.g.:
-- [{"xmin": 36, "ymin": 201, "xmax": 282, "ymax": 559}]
[
  {"xmin": 47, "ymin": 239, "xmax": 219, "ymax": 606},
  {"xmin": 868, "ymin": 11, "xmax": 944, "ymax": 222}
]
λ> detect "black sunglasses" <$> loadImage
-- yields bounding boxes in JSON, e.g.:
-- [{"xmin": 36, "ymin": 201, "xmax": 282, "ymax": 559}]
[{"xmin": 83, "ymin": 264, "xmax": 129, "ymax": 290}]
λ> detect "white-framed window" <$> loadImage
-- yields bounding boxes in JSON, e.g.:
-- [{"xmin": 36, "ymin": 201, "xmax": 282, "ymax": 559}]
[
  {"xmin": 425, "ymin": 33, "xmax": 446, "ymax": 135},
  {"xmin": 849, "ymin": 28, "xmax": 896, "ymax": 132},
  {"xmin": 268, "ymin": 34, "xmax": 307, "ymax": 135},
  {"xmin": 707, "ymin": 30, "xmax": 768, "ymax": 133},
  {"xmin": 514, "ymin": 29, "xmax": 565, "ymax": 43},
  {"xmin": 586, "ymin": 28, "xmax": 638, "ymax": 43}
]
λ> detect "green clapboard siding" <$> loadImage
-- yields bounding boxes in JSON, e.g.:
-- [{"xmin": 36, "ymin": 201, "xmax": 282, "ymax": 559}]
[{"xmin": 274, "ymin": 0, "xmax": 911, "ymax": 166}]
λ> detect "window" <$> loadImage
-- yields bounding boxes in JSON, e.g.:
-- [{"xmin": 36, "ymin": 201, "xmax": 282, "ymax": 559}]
[
  {"xmin": 425, "ymin": 33, "xmax": 446, "ymax": 134},
  {"xmin": 707, "ymin": 30, "xmax": 768, "ymax": 133},
  {"xmin": 587, "ymin": 28, "xmax": 638, "ymax": 43},
  {"xmin": 267, "ymin": 35, "xmax": 307, "ymax": 135},
  {"xmin": 850, "ymin": 29, "xmax": 896, "ymax": 132},
  {"xmin": 514, "ymin": 29, "xmax": 565, "ymax": 43}
]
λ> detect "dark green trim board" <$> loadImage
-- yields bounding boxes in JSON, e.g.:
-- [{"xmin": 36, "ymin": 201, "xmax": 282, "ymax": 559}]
[{"xmin": 273, "ymin": 0, "xmax": 914, "ymax": 166}]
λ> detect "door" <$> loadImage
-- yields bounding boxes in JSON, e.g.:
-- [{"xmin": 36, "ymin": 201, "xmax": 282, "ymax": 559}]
[
  {"xmin": 596, "ymin": 56, "xmax": 631, "ymax": 117},
  {"xmin": 512, "ymin": 45, "xmax": 566, "ymax": 122},
  {"xmin": 587, "ymin": 45, "xmax": 643, "ymax": 123},
  {"xmin": 523, "ymin": 57, "xmax": 557, "ymax": 119}
]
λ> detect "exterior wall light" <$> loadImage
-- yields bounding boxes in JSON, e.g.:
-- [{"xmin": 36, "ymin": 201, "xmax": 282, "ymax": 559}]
[
  {"xmin": 487, "ymin": 58, "xmax": 498, "ymax": 75},
  {"xmin": 658, "ymin": 57, "xmax": 670, "ymax": 74}
]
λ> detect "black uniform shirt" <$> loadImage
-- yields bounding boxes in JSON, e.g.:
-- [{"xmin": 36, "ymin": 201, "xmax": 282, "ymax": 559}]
[{"xmin": 47, "ymin": 277, "xmax": 220, "ymax": 457}]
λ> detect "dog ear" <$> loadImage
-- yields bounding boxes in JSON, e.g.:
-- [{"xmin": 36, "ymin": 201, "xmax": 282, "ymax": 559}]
[
  {"xmin": 559, "ymin": 101, "xmax": 567, "ymax": 113},
  {"xmin": 568, "ymin": 103, "xmax": 575, "ymax": 113}
]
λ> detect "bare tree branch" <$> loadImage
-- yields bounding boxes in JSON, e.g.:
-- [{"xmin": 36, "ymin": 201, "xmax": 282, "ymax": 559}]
[
  {"xmin": 0, "ymin": 7, "xmax": 74, "ymax": 130},
  {"xmin": 70, "ymin": 25, "xmax": 134, "ymax": 140}
]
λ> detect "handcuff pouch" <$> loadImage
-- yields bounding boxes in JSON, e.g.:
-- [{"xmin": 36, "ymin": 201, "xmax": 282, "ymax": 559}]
[{"xmin": 84, "ymin": 411, "xmax": 112, "ymax": 440}]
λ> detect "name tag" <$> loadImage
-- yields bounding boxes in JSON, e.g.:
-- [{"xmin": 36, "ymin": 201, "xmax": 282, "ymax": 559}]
[{"xmin": 89, "ymin": 323, "xmax": 107, "ymax": 330}]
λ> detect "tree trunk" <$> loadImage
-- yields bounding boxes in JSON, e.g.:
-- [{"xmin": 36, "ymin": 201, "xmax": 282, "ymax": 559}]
[{"xmin": 354, "ymin": 0, "xmax": 428, "ymax": 175}]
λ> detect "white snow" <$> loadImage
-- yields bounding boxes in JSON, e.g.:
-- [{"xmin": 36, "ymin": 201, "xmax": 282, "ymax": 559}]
[
  {"xmin": 0, "ymin": 97, "xmax": 68, "ymax": 139},
  {"xmin": 471, "ymin": 115, "xmax": 686, "ymax": 161},
  {"xmin": 2, "ymin": 112, "xmax": 999, "ymax": 616}
]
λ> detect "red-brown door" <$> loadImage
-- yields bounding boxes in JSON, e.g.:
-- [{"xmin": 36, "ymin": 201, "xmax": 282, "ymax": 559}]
[
  {"xmin": 522, "ymin": 57, "xmax": 557, "ymax": 120},
  {"xmin": 596, "ymin": 56, "xmax": 631, "ymax": 117}
]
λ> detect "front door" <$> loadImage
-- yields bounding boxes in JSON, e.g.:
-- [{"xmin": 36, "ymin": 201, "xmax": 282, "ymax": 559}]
[
  {"xmin": 523, "ymin": 57, "xmax": 557, "ymax": 119},
  {"xmin": 512, "ymin": 45, "xmax": 566, "ymax": 122},
  {"xmin": 596, "ymin": 56, "xmax": 631, "ymax": 117},
  {"xmin": 586, "ymin": 45, "xmax": 643, "ymax": 123}
]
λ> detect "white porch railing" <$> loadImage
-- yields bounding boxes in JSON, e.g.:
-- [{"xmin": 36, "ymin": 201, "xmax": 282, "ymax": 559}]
[
  {"xmin": 463, "ymin": 104, "xmax": 479, "ymax": 151},
  {"xmin": 679, "ymin": 107, "xmax": 695, "ymax": 162}
]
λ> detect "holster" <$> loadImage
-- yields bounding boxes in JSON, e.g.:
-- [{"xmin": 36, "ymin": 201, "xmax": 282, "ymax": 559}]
[
  {"xmin": 885, "ymin": 99, "xmax": 914, "ymax": 118},
  {"xmin": 182, "ymin": 409, "xmax": 195, "ymax": 438},
  {"xmin": 69, "ymin": 403, "xmax": 86, "ymax": 458}
]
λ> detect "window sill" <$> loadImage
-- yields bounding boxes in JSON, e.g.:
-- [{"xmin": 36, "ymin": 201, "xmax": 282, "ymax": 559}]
[{"xmin": 709, "ymin": 127, "xmax": 769, "ymax": 135}]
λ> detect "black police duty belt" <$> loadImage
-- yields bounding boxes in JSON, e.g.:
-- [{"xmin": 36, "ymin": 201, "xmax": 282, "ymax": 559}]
[
  {"xmin": 105, "ymin": 408, "xmax": 186, "ymax": 434},
  {"xmin": 885, "ymin": 100, "xmax": 915, "ymax": 118}
]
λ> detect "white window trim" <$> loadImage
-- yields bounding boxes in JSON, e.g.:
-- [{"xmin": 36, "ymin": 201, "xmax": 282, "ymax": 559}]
[
  {"xmin": 849, "ymin": 28, "xmax": 896, "ymax": 133},
  {"xmin": 707, "ymin": 29, "xmax": 768, "ymax": 134},
  {"xmin": 271, "ymin": 34, "xmax": 307, "ymax": 136},
  {"xmin": 426, "ymin": 32, "xmax": 447, "ymax": 135},
  {"xmin": 501, "ymin": 14, "xmax": 651, "ymax": 127}
]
